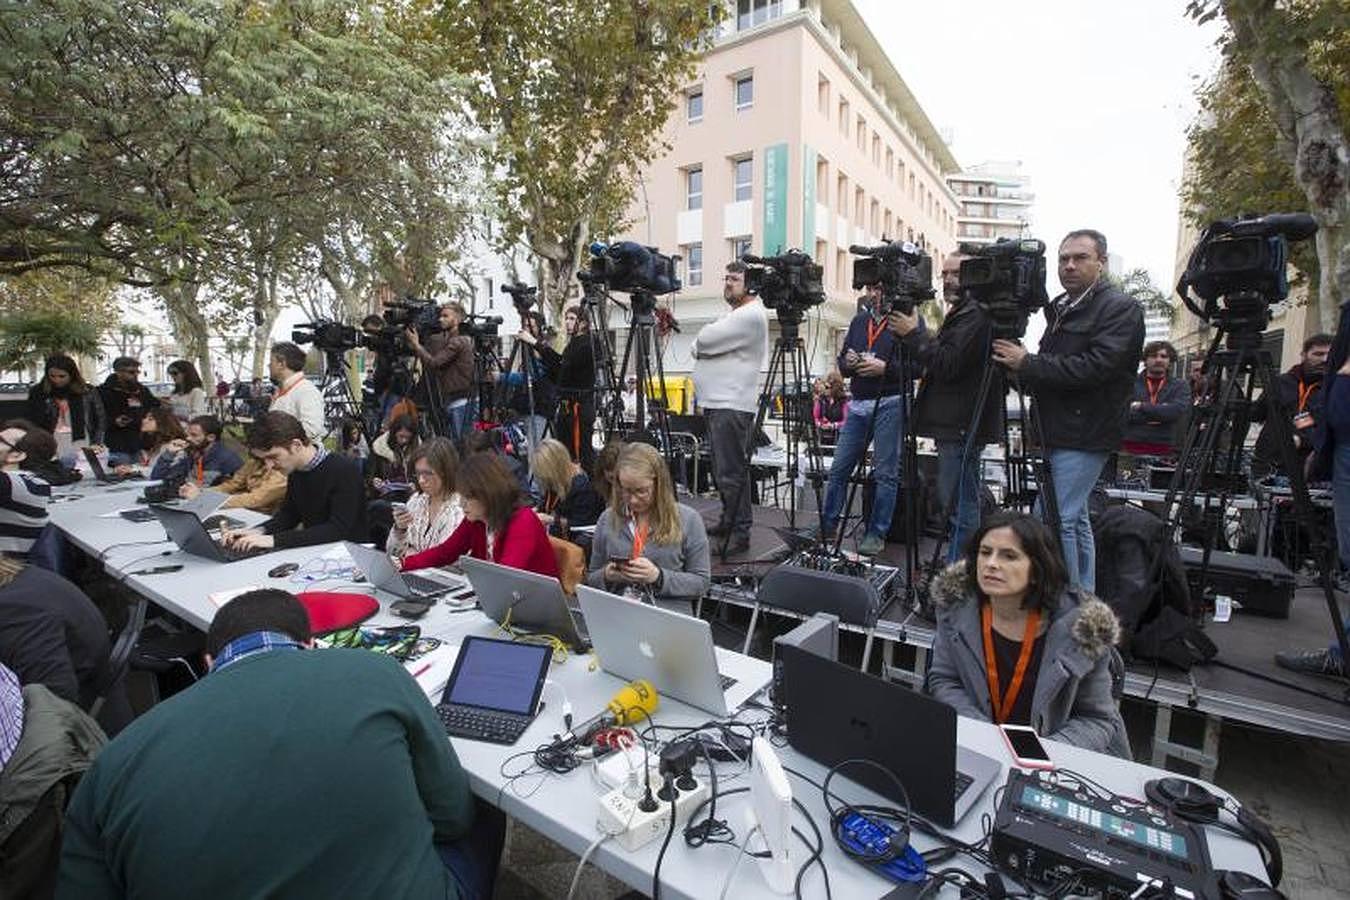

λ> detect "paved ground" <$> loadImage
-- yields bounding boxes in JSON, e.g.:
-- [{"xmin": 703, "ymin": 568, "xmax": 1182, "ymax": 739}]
[{"xmin": 491, "ymin": 705, "xmax": 1350, "ymax": 899}]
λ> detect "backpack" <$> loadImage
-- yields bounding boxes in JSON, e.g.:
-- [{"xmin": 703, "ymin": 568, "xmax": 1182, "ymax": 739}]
[{"xmin": 1093, "ymin": 504, "xmax": 1215, "ymax": 669}]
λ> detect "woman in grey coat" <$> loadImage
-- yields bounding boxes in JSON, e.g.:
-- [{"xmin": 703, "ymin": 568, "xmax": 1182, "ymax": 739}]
[
  {"xmin": 585, "ymin": 442, "xmax": 710, "ymax": 611},
  {"xmin": 925, "ymin": 511, "xmax": 1131, "ymax": 758}
]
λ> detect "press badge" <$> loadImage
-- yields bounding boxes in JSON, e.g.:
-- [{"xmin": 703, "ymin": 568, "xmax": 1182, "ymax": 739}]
[{"xmin": 1293, "ymin": 411, "xmax": 1314, "ymax": 430}]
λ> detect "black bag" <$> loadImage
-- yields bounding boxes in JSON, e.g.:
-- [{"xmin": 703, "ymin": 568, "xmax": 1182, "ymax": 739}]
[{"xmin": 1093, "ymin": 504, "xmax": 1206, "ymax": 667}]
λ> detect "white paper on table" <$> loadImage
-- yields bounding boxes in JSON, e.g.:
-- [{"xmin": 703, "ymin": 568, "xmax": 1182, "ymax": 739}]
[
  {"xmin": 208, "ymin": 585, "xmax": 269, "ymax": 608},
  {"xmin": 97, "ymin": 508, "xmax": 142, "ymax": 518},
  {"xmin": 407, "ymin": 643, "xmax": 460, "ymax": 701}
]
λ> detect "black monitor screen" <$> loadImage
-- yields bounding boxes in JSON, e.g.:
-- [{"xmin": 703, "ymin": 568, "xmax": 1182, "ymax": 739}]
[{"xmin": 441, "ymin": 638, "xmax": 549, "ymax": 715}]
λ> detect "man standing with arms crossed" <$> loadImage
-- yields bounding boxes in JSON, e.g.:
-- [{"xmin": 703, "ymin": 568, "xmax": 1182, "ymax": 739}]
[
  {"xmin": 692, "ymin": 261, "xmax": 768, "ymax": 557},
  {"xmin": 991, "ymin": 229, "xmax": 1144, "ymax": 591}
]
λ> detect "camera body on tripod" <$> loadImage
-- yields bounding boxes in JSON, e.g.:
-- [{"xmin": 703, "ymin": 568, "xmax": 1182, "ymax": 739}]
[
  {"xmin": 586, "ymin": 241, "xmax": 681, "ymax": 295},
  {"xmin": 1177, "ymin": 213, "xmax": 1317, "ymax": 331},
  {"xmin": 958, "ymin": 238, "xmax": 1048, "ymax": 341},
  {"xmin": 743, "ymin": 250, "xmax": 825, "ymax": 314},
  {"xmin": 850, "ymin": 240, "xmax": 933, "ymax": 314}
]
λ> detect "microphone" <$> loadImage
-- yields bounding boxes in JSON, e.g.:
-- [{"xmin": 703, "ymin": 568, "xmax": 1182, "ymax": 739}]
[{"xmin": 565, "ymin": 679, "xmax": 658, "ymax": 744}]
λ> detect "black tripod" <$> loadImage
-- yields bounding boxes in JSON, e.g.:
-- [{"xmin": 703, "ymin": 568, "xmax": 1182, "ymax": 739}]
[
  {"xmin": 578, "ymin": 274, "xmax": 626, "ymax": 441},
  {"xmin": 491, "ymin": 309, "xmax": 553, "ymax": 451},
  {"xmin": 715, "ymin": 308, "xmax": 825, "ymax": 559},
  {"xmin": 1155, "ymin": 297, "xmax": 1350, "ymax": 689},
  {"xmin": 611, "ymin": 290, "xmax": 674, "ymax": 453},
  {"xmin": 317, "ymin": 348, "xmax": 373, "ymax": 446}
]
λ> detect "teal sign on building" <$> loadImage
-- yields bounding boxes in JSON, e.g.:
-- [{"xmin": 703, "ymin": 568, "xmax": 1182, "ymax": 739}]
[
  {"xmin": 802, "ymin": 145, "xmax": 816, "ymax": 251},
  {"xmin": 762, "ymin": 142, "xmax": 788, "ymax": 254}
]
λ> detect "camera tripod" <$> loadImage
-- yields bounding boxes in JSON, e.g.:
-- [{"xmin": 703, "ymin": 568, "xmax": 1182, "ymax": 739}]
[
  {"xmin": 1155, "ymin": 298, "xmax": 1349, "ymax": 692},
  {"xmin": 317, "ymin": 348, "xmax": 374, "ymax": 447},
  {"xmin": 715, "ymin": 308, "xmax": 826, "ymax": 560},
  {"xmin": 491, "ymin": 306, "xmax": 553, "ymax": 452},
  {"xmin": 579, "ymin": 276, "xmax": 626, "ymax": 442},
  {"xmin": 610, "ymin": 290, "xmax": 674, "ymax": 454}
]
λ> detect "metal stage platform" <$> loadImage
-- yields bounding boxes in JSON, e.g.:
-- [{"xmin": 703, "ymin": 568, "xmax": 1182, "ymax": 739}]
[{"xmin": 686, "ymin": 494, "xmax": 1350, "ymax": 780}]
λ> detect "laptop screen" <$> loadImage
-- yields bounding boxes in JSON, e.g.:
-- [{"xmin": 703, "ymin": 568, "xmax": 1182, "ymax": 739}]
[{"xmin": 440, "ymin": 637, "xmax": 550, "ymax": 715}]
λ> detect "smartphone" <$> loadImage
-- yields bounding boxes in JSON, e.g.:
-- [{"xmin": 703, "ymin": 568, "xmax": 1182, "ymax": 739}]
[
  {"xmin": 608, "ymin": 556, "xmax": 631, "ymax": 569},
  {"xmin": 1000, "ymin": 724, "xmax": 1054, "ymax": 770}
]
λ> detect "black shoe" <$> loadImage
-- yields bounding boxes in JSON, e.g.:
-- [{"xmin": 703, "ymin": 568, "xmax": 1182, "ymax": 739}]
[
  {"xmin": 706, "ymin": 522, "xmax": 731, "ymax": 538},
  {"xmin": 721, "ymin": 534, "xmax": 751, "ymax": 556},
  {"xmin": 1274, "ymin": 648, "xmax": 1347, "ymax": 678}
]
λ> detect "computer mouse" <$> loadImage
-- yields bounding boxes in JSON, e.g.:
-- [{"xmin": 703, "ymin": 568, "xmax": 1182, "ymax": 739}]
[{"xmin": 268, "ymin": 562, "xmax": 300, "ymax": 578}]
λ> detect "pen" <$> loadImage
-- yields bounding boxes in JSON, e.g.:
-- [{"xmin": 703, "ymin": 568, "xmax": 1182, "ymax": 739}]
[{"xmin": 411, "ymin": 662, "xmax": 432, "ymax": 678}]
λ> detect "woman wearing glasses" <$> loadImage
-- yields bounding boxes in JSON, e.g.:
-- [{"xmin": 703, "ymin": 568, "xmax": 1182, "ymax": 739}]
[
  {"xmin": 387, "ymin": 438, "xmax": 464, "ymax": 565},
  {"xmin": 166, "ymin": 360, "xmax": 208, "ymax": 422},
  {"xmin": 586, "ymin": 442, "xmax": 710, "ymax": 611}
]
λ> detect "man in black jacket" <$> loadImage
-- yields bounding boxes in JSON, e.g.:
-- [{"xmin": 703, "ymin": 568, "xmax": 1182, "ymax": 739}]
[
  {"xmin": 521, "ymin": 305, "xmax": 597, "ymax": 469},
  {"xmin": 890, "ymin": 252, "xmax": 1001, "ymax": 561},
  {"xmin": 991, "ymin": 229, "xmax": 1144, "ymax": 591},
  {"xmin": 221, "ymin": 411, "xmax": 367, "ymax": 552},
  {"xmin": 1122, "ymin": 340, "xmax": 1190, "ymax": 457},
  {"xmin": 1250, "ymin": 332, "xmax": 1332, "ymax": 475},
  {"xmin": 97, "ymin": 356, "xmax": 160, "ymax": 466}
]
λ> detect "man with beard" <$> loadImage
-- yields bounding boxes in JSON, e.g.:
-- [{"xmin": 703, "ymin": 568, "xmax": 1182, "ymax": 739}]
[
  {"xmin": 407, "ymin": 302, "xmax": 476, "ymax": 441},
  {"xmin": 1122, "ymin": 341, "xmax": 1190, "ymax": 457},
  {"xmin": 517, "ymin": 305, "xmax": 597, "ymax": 469},
  {"xmin": 1251, "ymin": 333, "xmax": 1333, "ymax": 476},
  {"xmin": 691, "ymin": 261, "xmax": 769, "ymax": 556},
  {"xmin": 154, "ymin": 415, "xmax": 243, "ymax": 486},
  {"xmin": 97, "ymin": 357, "xmax": 161, "ymax": 466}
]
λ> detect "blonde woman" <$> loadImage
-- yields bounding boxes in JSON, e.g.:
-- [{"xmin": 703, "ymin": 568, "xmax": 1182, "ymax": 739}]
[
  {"xmin": 530, "ymin": 438, "xmax": 602, "ymax": 536},
  {"xmin": 585, "ymin": 442, "xmax": 710, "ymax": 610},
  {"xmin": 387, "ymin": 437, "xmax": 464, "ymax": 563}
]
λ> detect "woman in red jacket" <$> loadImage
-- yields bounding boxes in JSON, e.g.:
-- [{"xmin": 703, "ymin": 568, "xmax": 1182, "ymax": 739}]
[{"xmin": 401, "ymin": 451, "xmax": 559, "ymax": 579}]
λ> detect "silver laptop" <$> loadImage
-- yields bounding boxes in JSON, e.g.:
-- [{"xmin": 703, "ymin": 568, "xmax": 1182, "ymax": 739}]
[
  {"xmin": 343, "ymin": 542, "xmax": 467, "ymax": 600},
  {"xmin": 576, "ymin": 585, "xmax": 772, "ymax": 717},
  {"xmin": 459, "ymin": 556, "xmax": 584, "ymax": 647}
]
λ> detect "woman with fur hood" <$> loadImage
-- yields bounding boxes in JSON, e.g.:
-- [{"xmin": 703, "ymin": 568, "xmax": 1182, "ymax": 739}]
[{"xmin": 926, "ymin": 510, "xmax": 1131, "ymax": 758}]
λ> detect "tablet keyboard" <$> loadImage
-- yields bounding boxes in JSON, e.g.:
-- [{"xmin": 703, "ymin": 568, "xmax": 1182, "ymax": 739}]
[
  {"xmin": 436, "ymin": 703, "xmax": 533, "ymax": 745},
  {"xmin": 403, "ymin": 573, "xmax": 455, "ymax": 597},
  {"xmin": 954, "ymin": 770, "xmax": 974, "ymax": 800}
]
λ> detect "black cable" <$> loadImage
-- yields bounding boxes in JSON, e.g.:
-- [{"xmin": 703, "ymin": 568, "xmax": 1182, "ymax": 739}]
[
  {"xmin": 98, "ymin": 538, "xmax": 173, "ymax": 561},
  {"xmin": 651, "ymin": 777, "xmax": 678, "ymax": 900},
  {"xmin": 683, "ymin": 737, "xmax": 735, "ymax": 848},
  {"xmin": 789, "ymin": 796, "xmax": 831, "ymax": 900}
]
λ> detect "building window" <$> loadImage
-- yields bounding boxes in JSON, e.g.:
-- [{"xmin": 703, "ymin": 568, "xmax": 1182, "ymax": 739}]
[
  {"xmin": 817, "ymin": 75, "xmax": 830, "ymax": 117},
  {"xmin": 838, "ymin": 99, "xmax": 849, "ymax": 135},
  {"xmin": 854, "ymin": 186, "xmax": 865, "ymax": 227},
  {"xmin": 732, "ymin": 157, "xmax": 753, "ymax": 202},
  {"xmin": 815, "ymin": 156, "xmax": 829, "ymax": 205},
  {"xmin": 885, "ymin": 148, "xmax": 894, "ymax": 180},
  {"xmin": 737, "ymin": 0, "xmax": 782, "ymax": 30},
  {"xmin": 686, "ymin": 243, "xmax": 703, "ymax": 286},
  {"xmin": 686, "ymin": 166, "xmax": 703, "ymax": 211},
  {"xmin": 686, "ymin": 88, "xmax": 703, "ymax": 123},
  {"xmin": 734, "ymin": 74, "xmax": 754, "ymax": 111},
  {"xmin": 730, "ymin": 236, "xmax": 752, "ymax": 261},
  {"xmin": 856, "ymin": 116, "xmax": 866, "ymax": 151},
  {"xmin": 836, "ymin": 173, "xmax": 848, "ymax": 215}
]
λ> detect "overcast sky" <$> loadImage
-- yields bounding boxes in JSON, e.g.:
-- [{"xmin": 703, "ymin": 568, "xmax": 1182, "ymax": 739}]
[{"xmin": 855, "ymin": 0, "xmax": 1225, "ymax": 300}]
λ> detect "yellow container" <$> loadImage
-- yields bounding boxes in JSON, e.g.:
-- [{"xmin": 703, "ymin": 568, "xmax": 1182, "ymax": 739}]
[{"xmin": 641, "ymin": 375, "xmax": 693, "ymax": 414}]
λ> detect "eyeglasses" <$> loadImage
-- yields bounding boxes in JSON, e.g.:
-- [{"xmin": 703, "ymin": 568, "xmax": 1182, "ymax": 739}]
[
  {"xmin": 618, "ymin": 482, "xmax": 653, "ymax": 499},
  {"xmin": 414, "ymin": 469, "xmax": 436, "ymax": 480}
]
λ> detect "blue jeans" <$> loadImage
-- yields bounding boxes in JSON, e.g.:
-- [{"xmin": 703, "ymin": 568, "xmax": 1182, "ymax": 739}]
[
  {"xmin": 937, "ymin": 439, "xmax": 983, "ymax": 563},
  {"xmin": 445, "ymin": 398, "xmax": 476, "ymax": 443},
  {"xmin": 1036, "ymin": 448, "xmax": 1108, "ymax": 592},
  {"xmin": 821, "ymin": 396, "xmax": 903, "ymax": 539},
  {"xmin": 435, "ymin": 800, "xmax": 505, "ymax": 900}
]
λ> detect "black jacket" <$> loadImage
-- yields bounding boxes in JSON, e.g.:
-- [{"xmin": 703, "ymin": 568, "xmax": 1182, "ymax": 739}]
[
  {"xmin": 904, "ymin": 300, "xmax": 1002, "ymax": 444},
  {"xmin": 1123, "ymin": 373, "xmax": 1190, "ymax": 447},
  {"xmin": 1252, "ymin": 364, "xmax": 1324, "ymax": 471},
  {"xmin": 1019, "ymin": 281, "xmax": 1145, "ymax": 452},
  {"xmin": 538, "ymin": 335, "xmax": 597, "ymax": 401},
  {"xmin": 24, "ymin": 384, "xmax": 106, "ymax": 444},
  {"xmin": 96, "ymin": 375, "xmax": 161, "ymax": 455}
]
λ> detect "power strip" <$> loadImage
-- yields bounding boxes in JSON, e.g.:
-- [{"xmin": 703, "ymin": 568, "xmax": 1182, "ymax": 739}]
[{"xmin": 596, "ymin": 768, "xmax": 710, "ymax": 852}]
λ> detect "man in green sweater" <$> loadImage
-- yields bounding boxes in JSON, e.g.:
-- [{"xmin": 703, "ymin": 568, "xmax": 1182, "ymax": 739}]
[
  {"xmin": 222, "ymin": 410, "xmax": 368, "ymax": 551},
  {"xmin": 57, "ymin": 589, "xmax": 503, "ymax": 899}
]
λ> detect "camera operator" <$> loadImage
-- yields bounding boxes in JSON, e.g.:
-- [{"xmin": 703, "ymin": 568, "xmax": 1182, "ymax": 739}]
[
  {"xmin": 990, "ymin": 229, "xmax": 1144, "ymax": 592},
  {"xmin": 515, "ymin": 304, "xmax": 596, "ymax": 469},
  {"xmin": 404, "ymin": 302, "xmax": 475, "ymax": 441},
  {"xmin": 1250, "ymin": 332, "xmax": 1332, "ymax": 476},
  {"xmin": 691, "ymin": 261, "xmax": 769, "ymax": 555},
  {"xmin": 888, "ymin": 252, "xmax": 1001, "ymax": 561},
  {"xmin": 361, "ymin": 314, "xmax": 404, "ymax": 427},
  {"xmin": 819, "ymin": 281, "xmax": 922, "ymax": 557}
]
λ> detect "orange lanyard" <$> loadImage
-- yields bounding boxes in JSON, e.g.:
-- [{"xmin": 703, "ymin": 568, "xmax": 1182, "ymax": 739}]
[
  {"xmin": 1297, "ymin": 378, "xmax": 1316, "ymax": 413},
  {"xmin": 272, "ymin": 375, "xmax": 301, "ymax": 401},
  {"xmin": 630, "ymin": 520, "xmax": 649, "ymax": 560},
  {"xmin": 194, "ymin": 455, "xmax": 205, "ymax": 485},
  {"xmin": 865, "ymin": 317, "xmax": 886, "ymax": 351},
  {"xmin": 981, "ymin": 605, "xmax": 1041, "ymax": 724},
  {"xmin": 1145, "ymin": 376, "xmax": 1165, "ymax": 406},
  {"xmin": 570, "ymin": 400, "xmax": 582, "ymax": 457}
]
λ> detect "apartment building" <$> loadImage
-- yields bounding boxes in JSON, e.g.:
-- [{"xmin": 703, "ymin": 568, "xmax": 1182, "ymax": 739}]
[
  {"xmin": 946, "ymin": 161, "xmax": 1034, "ymax": 247},
  {"xmin": 615, "ymin": 0, "xmax": 961, "ymax": 380}
]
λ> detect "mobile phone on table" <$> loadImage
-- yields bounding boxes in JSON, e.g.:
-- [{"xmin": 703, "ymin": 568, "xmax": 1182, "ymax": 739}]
[{"xmin": 1000, "ymin": 724, "xmax": 1054, "ymax": 770}]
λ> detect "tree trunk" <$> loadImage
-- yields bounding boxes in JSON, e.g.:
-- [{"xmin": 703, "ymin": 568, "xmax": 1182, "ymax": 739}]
[
  {"xmin": 157, "ymin": 279, "xmax": 211, "ymax": 379},
  {"xmin": 1224, "ymin": 0, "xmax": 1349, "ymax": 337}
]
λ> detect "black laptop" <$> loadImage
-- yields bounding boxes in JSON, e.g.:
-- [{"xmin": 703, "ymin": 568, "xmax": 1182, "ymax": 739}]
[
  {"xmin": 83, "ymin": 447, "xmax": 143, "ymax": 483},
  {"xmin": 779, "ymin": 643, "xmax": 1001, "ymax": 828},
  {"xmin": 151, "ymin": 505, "xmax": 270, "ymax": 563}
]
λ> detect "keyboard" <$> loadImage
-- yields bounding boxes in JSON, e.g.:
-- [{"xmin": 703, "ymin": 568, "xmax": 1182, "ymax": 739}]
[
  {"xmin": 953, "ymin": 770, "xmax": 974, "ymax": 800},
  {"xmin": 402, "ymin": 572, "xmax": 456, "ymax": 598},
  {"xmin": 218, "ymin": 543, "xmax": 269, "ymax": 562},
  {"xmin": 436, "ymin": 703, "xmax": 533, "ymax": 745}
]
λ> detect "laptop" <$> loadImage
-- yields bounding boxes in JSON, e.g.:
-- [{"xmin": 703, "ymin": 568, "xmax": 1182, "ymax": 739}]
[
  {"xmin": 120, "ymin": 488, "xmax": 232, "ymax": 524},
  {"xmin": 576, "ymin": 585, "xmax": 772, "ymax": 717},
  {"xmin": 151, "ymin": 505, "xmax": 271, "ymax": 563},
  {"xmin": 779, "ymin": 642, "xmax": 1001, "ymax": 828},
  {"xmin": 83, "ymin": 447, "xmax": 143, "ymax": 483},
  {"xmin": 342, "ymin": 542, "xmax": 469, "ymax": 601},
  {"xmin": 459, "ymin": 557, "xmax": 585, "ymax": 648},
  {"xmin": 435, "ymin": 635, "xmax": 551, "ymax": 745}
]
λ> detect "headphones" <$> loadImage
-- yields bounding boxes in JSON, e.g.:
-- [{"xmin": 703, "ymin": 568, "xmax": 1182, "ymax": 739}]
[{"xmin": 1144, "ymin": 777, "xmax": 1283, "ymax": 889}]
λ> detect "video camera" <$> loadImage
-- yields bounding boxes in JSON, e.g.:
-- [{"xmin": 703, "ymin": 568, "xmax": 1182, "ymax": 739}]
[
  {"xmin": 585, "ymin": 241, "xmax": 681, "ymax": 295},
  {"xmin": 742, "ymin": 250, "xmax": 825, "ymax": 318},
  {"xmin": 461, "ymin": 312, "xmax": 503, "ymax": 341},
  {"xmin": 502, "ymin": 282, "xmax": 537, "ymax": 312},
  {"xmin": 1177, "ymin": 213, "xmax": 1317, "ymax": 334},
  {"xmin": 383, "ymin": 297, "xmax": 441, "ymax": 334},
  {"xmin": 293, "ymin": 319, "xmax": 359, "ymax": 353},
  {"xmin": 958, "ymin": 238, "xmax": 1048, "ymax": 340},
  {"xmin": 850, "ymin": 240, "xmax": 934, "ymax": 314}
]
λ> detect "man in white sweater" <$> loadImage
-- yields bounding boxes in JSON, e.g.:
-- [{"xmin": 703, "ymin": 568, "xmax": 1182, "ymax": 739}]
[
  {"xmin": 691, "ymin": 261, "xmax": 769, "ymax": 555},
  {"xmin": 266, "ymin": 342, "xmax": 326, "ymax": 443}
]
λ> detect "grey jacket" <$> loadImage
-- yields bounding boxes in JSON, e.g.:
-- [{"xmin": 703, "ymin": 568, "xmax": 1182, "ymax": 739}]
[
  {"xmin": 585, "ymin": 503, "xmax": 711, "ymax": 603},
  {"xmin": 924, "ymin": 562, "xmax": 1131, "ymax": 759}
]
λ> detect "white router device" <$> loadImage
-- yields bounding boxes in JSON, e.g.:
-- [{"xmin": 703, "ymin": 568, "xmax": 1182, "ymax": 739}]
[{"xmin": 749, "ymin": 736, "xmax": 794, "ymax": 893}]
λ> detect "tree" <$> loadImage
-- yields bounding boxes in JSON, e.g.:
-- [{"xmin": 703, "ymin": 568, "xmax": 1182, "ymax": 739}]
[
  {"xmin": 1185, "ymin": 0, "xmax": 1350, "ymax": 335},
  {"xmin": 1115, "ymin": 268, "xmax": 1175, "ymax": 324},
  {"xmin": 0, "ymin": 311, "xmax": 101, "ymax": 371},
  {"xmin": 0, "ymin": 270, "xmax": 121, "ymax": 337},
  {"xmin": 439, "ymin": 0, "xmax": 723, "ymax": 322}
]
